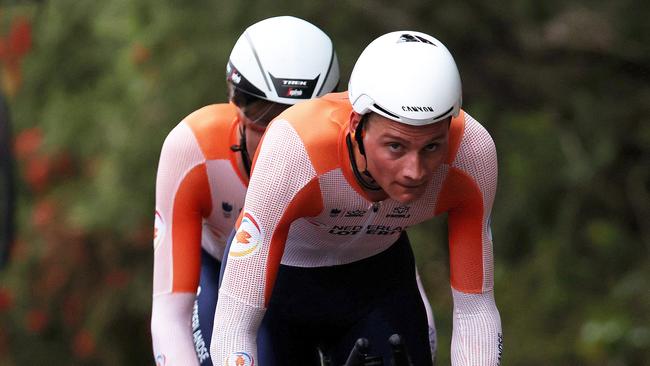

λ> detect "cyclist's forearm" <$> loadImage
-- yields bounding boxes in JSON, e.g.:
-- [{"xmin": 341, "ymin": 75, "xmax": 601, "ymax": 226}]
[
  {"xmin": 450, "ymin": 288, "xmax": 503, "ymax": 366},
  {"xmin": 210, "ymin": 289, "xmax": 265, "ymax": 365},
  {"xmin": 151, "ymin": 293, "xmax": 200, "ymax": 366}
]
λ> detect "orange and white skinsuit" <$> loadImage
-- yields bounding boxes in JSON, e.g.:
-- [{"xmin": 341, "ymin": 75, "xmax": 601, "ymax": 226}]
[
  {"xmin": 151, "ymin": 102, "xmax": 440, "ymax": 364},
  {"xmin": 212, "ymin": 92, "xmax": 503, "ymax": 365},
  {"xmin": 152, "ymin": 104, "xmax": 248, "ymax": 365}
]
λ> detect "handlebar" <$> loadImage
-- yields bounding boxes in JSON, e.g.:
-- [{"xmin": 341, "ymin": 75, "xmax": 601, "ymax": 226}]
[{"xmin": 335, "ymin": 334, "xmax": 412, "ymax": 366}]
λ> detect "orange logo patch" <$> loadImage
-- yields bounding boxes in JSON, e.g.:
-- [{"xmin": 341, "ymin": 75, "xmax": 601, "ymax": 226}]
[
  {"xmin": 236, "ymin": 230, "xmax": 251, "ymax": 244},
  {"xmin": 229, "ymin": 212, "xmax": 262, "ymax": 259}
]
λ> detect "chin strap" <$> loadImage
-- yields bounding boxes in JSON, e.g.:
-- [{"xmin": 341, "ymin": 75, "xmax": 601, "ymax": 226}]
[
  {"xmin": 346, "ymin": 132, "xmax": 382, "ymax": 191},
  {"xmin": 230, "ymin": 123, "xmax": 252, "ymax": 178}
]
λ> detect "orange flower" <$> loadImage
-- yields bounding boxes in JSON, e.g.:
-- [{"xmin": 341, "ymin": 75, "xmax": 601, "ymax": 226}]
[
  {"xmin": 13, "ymin": 127, "xmax": 43, "ymax": 161},
  {"xmin": 7, "ymin": 18, "xmax": 32, "ymax": 58},
  {"xmin": 25, "ymin": 155, "xmax": 53, "ymax": 193},
  {"xmin": 0, "ymin": 17, "xmax": 32, "ymax": 96}
]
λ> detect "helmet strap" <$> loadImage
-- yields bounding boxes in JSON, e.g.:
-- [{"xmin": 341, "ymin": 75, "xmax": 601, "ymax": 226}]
[
  {"xmin": 346, "ymin": 125, "xmax": 381, "ymax": 191},
  {"xmin": 230, "ymin": 122, "xmax": 252, "ymax": 178}
]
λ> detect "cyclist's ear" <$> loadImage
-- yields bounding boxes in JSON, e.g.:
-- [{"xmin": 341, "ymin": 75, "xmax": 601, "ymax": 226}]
[{"xmin": 348, "ymin": 111, "xmax": 362, "ymax": 134}]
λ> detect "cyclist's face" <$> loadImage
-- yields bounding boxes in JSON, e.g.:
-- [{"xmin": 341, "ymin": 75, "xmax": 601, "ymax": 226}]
[
  {"xmin": 360, "ymin": 114, "xmax": 450, "ymax": 203},
  {"xmin": 237, "ymin": 100, "xmax": 290, "ymax": 154}
]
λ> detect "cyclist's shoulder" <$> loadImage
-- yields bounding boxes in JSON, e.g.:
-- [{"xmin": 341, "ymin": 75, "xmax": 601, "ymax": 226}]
[
  {"xmin": 182, "ymin": 103, "xmax": 238, "ymax": 135},
  {"xmin": 273, "ymin": 92, "xmax": 350, "ymax": 145},
  {"xmin": 278, "ymin": 91, "xmax": 350, "ymax": 125},
  {"xmin": 175, "ymin": 103, "xmax": 238, "ymax": 160},
  {"xmin": 447, "ymin": 110, "xmax": 496, "ymax": 166}
]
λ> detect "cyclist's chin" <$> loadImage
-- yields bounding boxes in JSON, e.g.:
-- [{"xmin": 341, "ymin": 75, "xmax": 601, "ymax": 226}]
[{"xmin": 388, "ymin": 184, "xmax": 426, "ymax": 204}]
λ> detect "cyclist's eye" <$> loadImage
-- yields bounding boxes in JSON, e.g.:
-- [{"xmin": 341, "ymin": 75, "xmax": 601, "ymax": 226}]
[
  {"xmin": 423, "ymin": 143, "xmax": 439, "ymax": 152},
  {"xmin": 387, "ymin": 142, "xmax": 402, "ymax": 152}
]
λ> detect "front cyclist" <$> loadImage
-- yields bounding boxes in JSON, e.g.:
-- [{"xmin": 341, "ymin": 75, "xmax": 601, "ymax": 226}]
[
  {"xmin": 213, "ymin": 31, "xmax": 503, "ymax": 365},
  {"xmin": 150, "ymin": 17, "xmax": 341, "ymax": 365}
]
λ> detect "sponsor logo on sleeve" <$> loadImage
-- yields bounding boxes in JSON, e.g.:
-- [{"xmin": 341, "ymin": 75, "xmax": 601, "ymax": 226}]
[
  {"xmin": 153, "ymin": 211, "xmax": 166, "ymax": 249},
  {"xmin": 497, "ymin": 332, "xmax": 503, "ymax": 365},
  {"xmin": 229, "ymin": 212, "xmax": 263, "ymax": 259},
  {"xmin": 190, "ymin": 300, "xmax": 210, "ymax": 362},
  {"xmin": 226, "ymin": 352, "xmax": 254, "ymax": 366}
]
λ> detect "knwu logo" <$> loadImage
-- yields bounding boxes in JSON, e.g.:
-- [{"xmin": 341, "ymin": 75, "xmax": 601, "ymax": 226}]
[
  {"xmin": 229, "ymin": 212, "xmax": 263, "ymax": 259},
  {"xmin": 226, "ymin": 352, "xmax": 254, "ymax": 366}
]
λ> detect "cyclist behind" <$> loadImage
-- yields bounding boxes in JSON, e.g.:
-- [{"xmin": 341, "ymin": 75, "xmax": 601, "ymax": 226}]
[
  {"xmin": 212, "ymin": 31, "xmax": 503, "ymax": 365},
  {"xmin": 150, "ymin": 17, "xmax": 340, "ymax": 365}
]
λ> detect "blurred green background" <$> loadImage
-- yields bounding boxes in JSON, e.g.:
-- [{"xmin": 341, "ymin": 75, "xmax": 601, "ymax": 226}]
[{"xmin": 0, "ymin": 0, "xmax": 648, "ymax": 365}]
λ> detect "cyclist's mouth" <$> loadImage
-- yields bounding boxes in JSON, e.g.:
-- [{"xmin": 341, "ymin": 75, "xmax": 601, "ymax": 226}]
[{"xmin": 397, "ymin": 182, "xmax": 426, "ymax": 190}]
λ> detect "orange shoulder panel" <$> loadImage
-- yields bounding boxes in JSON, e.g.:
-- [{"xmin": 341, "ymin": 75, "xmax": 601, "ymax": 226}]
[
  {"xmin": 171, "ymin": 163, "xmax": 213, "ymax": 292},
  {"xmin": 277, "ymin": 92, "xmax": 352, "ymax": 175},
  {"xmin": 264, "ymin": 178, "xmax": 324, "ymax": 305},
  {"xmin": 435, "ymin": 166, "xmax": 485, "ymax": 293},
  {"xmin": 183, "ymin": 103, "xmax": 239, "ymax": 160}
]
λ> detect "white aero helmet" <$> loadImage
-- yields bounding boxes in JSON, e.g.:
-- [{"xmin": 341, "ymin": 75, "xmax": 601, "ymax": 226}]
[
  {"xmin": 348, "ymin": 31, "xmax": 462, "ymax": 126},
  {"xmin": 226, "ymin": 16, "xmax": 339, "ymax": 105}
]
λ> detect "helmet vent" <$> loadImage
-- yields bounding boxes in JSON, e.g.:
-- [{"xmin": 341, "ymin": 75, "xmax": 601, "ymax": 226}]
[
  {"xmin": 244, "ymin": 32, "xmax": 272, "ymax": 92},
  {"xmin": 372, "ymin": 103, "xmax": 400, "ymax": 119}
]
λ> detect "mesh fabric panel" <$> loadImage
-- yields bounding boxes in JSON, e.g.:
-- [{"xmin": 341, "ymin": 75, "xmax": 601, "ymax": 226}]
[
  {"xmin": 154, "ymin": 122, "xmax": 206, "ymax": 296},
  {"xmin": 213, "ymin": 119, "xmax": 317, "ymax": 361},
  {"xmin": 451, "ymin": 288, "xmax": 502, "ymax": 366}
]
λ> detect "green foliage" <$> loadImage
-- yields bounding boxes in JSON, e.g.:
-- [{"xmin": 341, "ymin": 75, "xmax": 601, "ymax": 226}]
[{"xmin": 0, "ymin": 0, "xmax": 647, "ymax": 364}]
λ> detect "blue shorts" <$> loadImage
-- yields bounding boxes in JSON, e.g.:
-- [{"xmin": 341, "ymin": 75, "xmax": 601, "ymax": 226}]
[
  {"xmin": 256, "ymin": 232, "xmax": 433, "ymax": 365},
  {"xmin": 192, "ymin": 249, "xmax": 221, "ymax": 366}
]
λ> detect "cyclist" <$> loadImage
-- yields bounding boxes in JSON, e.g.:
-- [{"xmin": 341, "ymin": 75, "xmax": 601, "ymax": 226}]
[
  {"xmin": 212, "ymin": 31, "xmax": 503, "ymax": 366},
  {"xmin": 150, "ymin": 16, "xmax": 339, "ymax": 365}
]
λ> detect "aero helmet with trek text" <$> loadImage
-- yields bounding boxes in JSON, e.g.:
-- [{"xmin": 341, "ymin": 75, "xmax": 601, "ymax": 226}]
[
  {"xmin": 226, "ymin": 16, "xmax": 339, "ymax": 105},
  {"xmin": 348, "ymin": 31, "xmax": 462, "ymax": 126}
]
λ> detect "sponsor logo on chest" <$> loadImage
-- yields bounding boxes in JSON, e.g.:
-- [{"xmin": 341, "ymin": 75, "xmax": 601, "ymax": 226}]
[{"xmin": 386, "ymin": 206, "xmax": 411, "ymax": 218}]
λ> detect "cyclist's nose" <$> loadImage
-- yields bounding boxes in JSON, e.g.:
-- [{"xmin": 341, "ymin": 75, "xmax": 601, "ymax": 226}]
[{"xmin": 401, "ymin": 152, "xmax": 426, "ymax": 182}]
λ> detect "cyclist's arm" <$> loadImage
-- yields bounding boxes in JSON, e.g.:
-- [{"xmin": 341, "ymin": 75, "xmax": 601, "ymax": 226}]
[
  {"xmin": 442, "ymin": 114, "xmax": 502, "ymax": 365},
  {"xmin": 210, "ymin": 119, "xmax": 322, "ymax": 365},
  {"xmin": 151, "ymin": 122, "xmax": 212, "ymax": 365}
]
